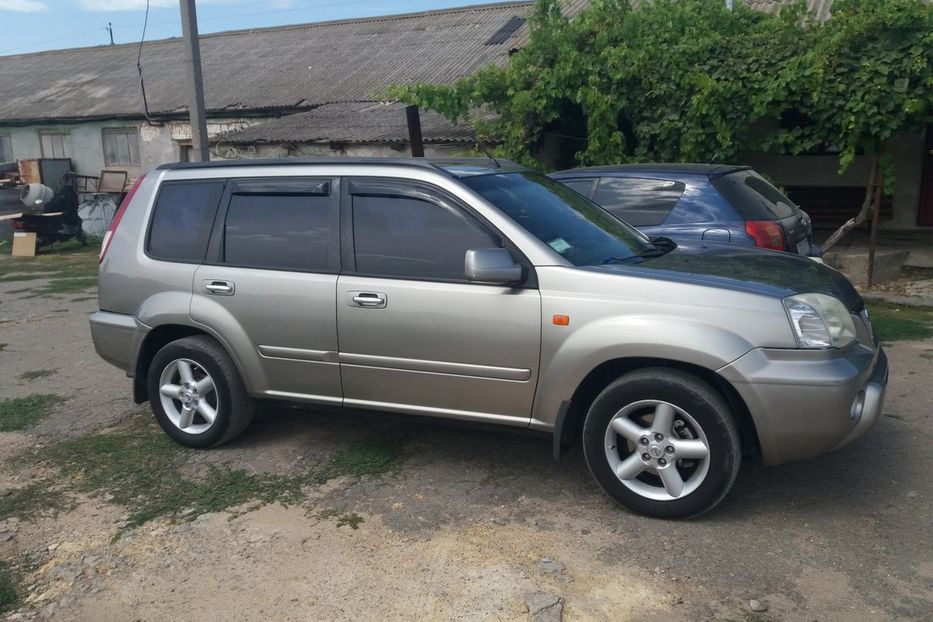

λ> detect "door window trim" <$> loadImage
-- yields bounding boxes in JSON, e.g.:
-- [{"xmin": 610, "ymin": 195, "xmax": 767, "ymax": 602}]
[
  {"xmin": 340, "ymin": 177, "xmax": 537, "ymax": 288},
  {"xmin": 203, "ymin": 176, "xmax": 341, "ymax": 274}
]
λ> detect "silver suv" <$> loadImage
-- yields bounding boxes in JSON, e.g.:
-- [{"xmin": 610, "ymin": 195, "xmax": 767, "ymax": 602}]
[{"xmin": 90, "ymin": 158, "xmax": 887, "ymax": 519}]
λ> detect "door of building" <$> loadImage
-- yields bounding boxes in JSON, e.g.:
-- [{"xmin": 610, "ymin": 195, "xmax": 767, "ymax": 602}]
[{"xmin": 919, "ymin": 125, "xmax": 933, "ymax": 226}]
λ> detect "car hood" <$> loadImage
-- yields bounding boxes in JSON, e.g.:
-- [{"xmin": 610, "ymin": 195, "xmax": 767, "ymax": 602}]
[{"xmin": 595, "ymin": 240, "xmax": 862, "ymax": 310}]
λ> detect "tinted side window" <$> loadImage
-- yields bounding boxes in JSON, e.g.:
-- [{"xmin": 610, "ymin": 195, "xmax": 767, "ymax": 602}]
[
  {"xmin": 352, "ymin": 193, "xmax": 496, "ymax": 280},
  {"xmin": 560, "ymin": 177, "xmax": 597, "ymax": 198},
  {"xmin": 223, "ymin": 185, "xmax": 332, "ymax": 272},
  {"xmin": 712, "ymin": 170, "xmax": 797, "ymax": 220},
  {"xmin": 149, "ymin": 181, "xmax": 225, "ymax": 262},
  {"xmin": 592, "ymin": 177, "xmax": 686, "ymax": 226}
]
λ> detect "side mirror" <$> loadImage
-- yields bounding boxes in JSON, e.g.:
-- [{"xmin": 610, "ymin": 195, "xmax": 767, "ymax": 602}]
[{"xmin": 465, "ymin": 248, "xmax": 522, "ymax": 284}]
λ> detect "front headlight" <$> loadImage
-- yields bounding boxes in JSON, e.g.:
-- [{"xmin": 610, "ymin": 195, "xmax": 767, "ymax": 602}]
[{"xmin": 783, "ymin": 293, "xmax": 857, "ymax": 349}]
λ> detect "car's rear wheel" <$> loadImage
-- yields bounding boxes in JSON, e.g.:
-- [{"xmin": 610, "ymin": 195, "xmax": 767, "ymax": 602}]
[
  {"xmin": 147, "ymin": 335, "xmax": 254, "ymax": 448},
  {"xmin": 582, "ymin": 368, "xmax": 741, "ymax": 519}
]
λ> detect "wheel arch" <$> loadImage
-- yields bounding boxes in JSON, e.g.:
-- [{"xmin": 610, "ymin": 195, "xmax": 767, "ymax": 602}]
[
  {"xmin": 133, "ymin": 324, "xmax": 247, "ymax": 403},
  {"xmin": 555, "ymin": 357, "xmax": 760, "ymax": 461}
]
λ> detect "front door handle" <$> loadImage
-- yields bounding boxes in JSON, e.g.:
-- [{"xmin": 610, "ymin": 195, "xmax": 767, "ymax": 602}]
[
  {"xmin": 348, "ymin": 291, "xmax": 387, "ymax": 309},
  {"xmin": 204, "ymin": 280, "xmax": 235, "ymax": 296}
]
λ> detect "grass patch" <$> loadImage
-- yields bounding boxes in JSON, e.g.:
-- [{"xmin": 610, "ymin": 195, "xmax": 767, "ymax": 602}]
[
  {"xmin": 0, "ymin": 481, "xmax": 65, "ymax": 523},
  {"xmin": 866, "ymin": 301, "xmax": 933, "ymax": 341},
  {"xmin": 6, "ymin": 288, "xmax": 33, "ymax": 294},
  {"xmin": 326, "ymin": 439, "xmax": 405, "ymax": 479},
  {"xmin": 38, "ymin": 416, "xmax": 307, "ymax": 527},
  {"xmin": 18, "ymin": 369, "xmax": 57, "ymax": 382},
  {"xmin": 0, "ymin": 394, "xmax": 65, "ymax": 432},
  {"xmin": 0, "ymin": 246, "xmax": 98, "ymax": 284},
  {"xmin": 0, "ymin": 344, "xmax": 7, "ymax": 352},
  {"xmin": 314, "ymin": 508, "xmax": 365, "ymax": 529},
  {"xmin": 23, "ymin": 276, "xmax": 97, "ymax": 298},
  {"xmin": 0, "ymin": 561, "xmax": 18, "ymax": 615},
  {"xmin": 920, "ymin": 351, "xmax": 933, "ymax": 360}
]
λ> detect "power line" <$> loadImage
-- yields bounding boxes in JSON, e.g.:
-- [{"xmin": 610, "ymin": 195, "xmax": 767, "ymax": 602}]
[
  {"xmin": 0, "ymin": 27, "xmax": 107, "ymax": 55},
  {"xmin": 112, "ymin": 0, "xmax": 396, "ymax": 29},
  {"xmin": 137, "ymin": 0, "xmax": 157, "ymax": 125}
]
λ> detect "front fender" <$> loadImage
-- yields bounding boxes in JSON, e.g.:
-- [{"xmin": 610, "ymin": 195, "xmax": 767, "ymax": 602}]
[{"xmin": 530, "ymin": 315, "xmax": 754, "ymax": 429}]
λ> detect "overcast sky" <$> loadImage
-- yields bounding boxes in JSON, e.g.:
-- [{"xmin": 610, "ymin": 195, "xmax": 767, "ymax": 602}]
[{"xmin": 0, "ymin": 0, "xmax": 506, "ymax": 56}]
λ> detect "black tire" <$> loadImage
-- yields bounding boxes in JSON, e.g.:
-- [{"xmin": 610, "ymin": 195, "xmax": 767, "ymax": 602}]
[
  {"xmin": 582, "ymin": 368, "xmax": 741, "ymax": 519},
  {"xmin": 146, "ymin": 335, "xmax": 254, "ymax": 448}
]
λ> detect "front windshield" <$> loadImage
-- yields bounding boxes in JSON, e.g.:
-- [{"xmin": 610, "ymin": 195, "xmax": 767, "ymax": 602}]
[{"xmin": 462, "ymin": 172, "xmax": 653, "ymax": 266}]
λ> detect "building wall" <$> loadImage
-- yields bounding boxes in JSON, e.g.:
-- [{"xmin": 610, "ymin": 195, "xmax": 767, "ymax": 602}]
[
  {"xmin": 0, "ymin": 117, "xmax": 256, "ymax": 180},
  {"xmin": 215, "ymin": 142, "xmax": 472, "ymax": 160},
  {"xmin": 745, "ymin": 131, "xmax": 926, "ymax": 230}
]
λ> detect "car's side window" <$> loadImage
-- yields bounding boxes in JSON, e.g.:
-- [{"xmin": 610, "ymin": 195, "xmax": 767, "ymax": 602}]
[
  {"xmin": 350, "ymin": 185, "xmax": 498, "ymax": 281},
  {"xmin": 220, "ymin": 179, "xmax": 335, "ymax": 272},
  {"xmin": 148, "ymin": 180, "xmax": 225, "ymax": 263},
  {"xmin": 561, "ymin": 177, "xmax": 597, "ymax": 198},
  {"xmin": 593, "ymin": 177, "xmax": 686, "ymax": 226}
]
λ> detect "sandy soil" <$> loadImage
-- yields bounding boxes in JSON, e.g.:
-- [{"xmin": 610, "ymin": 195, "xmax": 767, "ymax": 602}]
[{"xmin": 1, "ymin": 267, "xmax": 931, "ymax": 621}]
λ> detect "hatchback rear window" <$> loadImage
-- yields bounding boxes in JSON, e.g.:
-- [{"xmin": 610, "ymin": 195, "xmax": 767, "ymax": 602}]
[
  {"xmin": 148, "ymin": 181, "xmax": 225, "ymax": 262},
  {"xmin": 712, "ymin": 170, "xmax": 797, "ymax": 220}
]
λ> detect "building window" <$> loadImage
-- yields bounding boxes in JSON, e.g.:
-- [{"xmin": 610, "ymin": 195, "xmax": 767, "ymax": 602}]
[
  {"xmin": 39, "ymin": 131, "xmax": 71, "ymax": 159},
  {"xmin": 102, "ymin": 128, "xmax": 141, "ymax": 167},
  {"xmin": 0, "ymin": 134, "xmax": 12, "ymax": 163}
]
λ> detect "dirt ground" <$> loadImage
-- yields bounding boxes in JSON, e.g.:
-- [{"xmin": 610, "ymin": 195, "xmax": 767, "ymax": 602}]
[{"xmin": 1, "ymin": 251, "xmax": 931, "ymax": 622}]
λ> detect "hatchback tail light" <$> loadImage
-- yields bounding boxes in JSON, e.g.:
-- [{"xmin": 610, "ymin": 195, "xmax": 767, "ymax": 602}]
[
  {"xmin": 745, "ymin": 220, "xmax": 785, "ymax": 251},
  {"xmin": 99, "ymin": 173, "xmax": 146, "ymax": 264}
]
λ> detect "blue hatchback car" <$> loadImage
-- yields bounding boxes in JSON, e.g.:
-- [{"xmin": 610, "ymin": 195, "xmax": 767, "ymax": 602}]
[{"xmin": 549, "ymin": 164, "xmax": 819, "ymax": 257}]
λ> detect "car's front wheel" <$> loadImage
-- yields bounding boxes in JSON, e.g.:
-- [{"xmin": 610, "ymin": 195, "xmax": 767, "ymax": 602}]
[
  {"xmin": 147, "ymin": 335, "xmax": 254, "ymax": 448},
  {"xmin": 582, "ymin": 368, "xmax": 741, "ymax": 519}
]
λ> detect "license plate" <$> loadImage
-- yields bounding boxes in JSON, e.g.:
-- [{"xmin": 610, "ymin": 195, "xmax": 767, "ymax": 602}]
[{"xmin": 797, "ymin": 239, "xmax": 811, "ymax": 255}]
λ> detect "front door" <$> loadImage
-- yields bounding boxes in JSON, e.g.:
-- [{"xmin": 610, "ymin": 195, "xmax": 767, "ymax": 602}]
[
  {"xmin": 191, "ymin": 177, "xmax": 342, "ymax": 404},
  {"xmin": 336, "ymin": 178, "xmax": 541, "ymax": 424}
]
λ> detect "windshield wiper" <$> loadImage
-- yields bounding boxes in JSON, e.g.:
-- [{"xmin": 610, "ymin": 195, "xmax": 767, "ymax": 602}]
[{"xmin": 603, "ymin": 236, "xmax": 677, "ymax": 265}]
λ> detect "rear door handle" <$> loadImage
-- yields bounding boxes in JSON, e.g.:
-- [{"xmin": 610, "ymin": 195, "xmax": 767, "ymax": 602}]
[
  {"xmin": 348, "ymin": 291, "xmax": 387, "ymax": 309},
  {"xmin": 204, "ymin": 280, "xmax": 235, "ymax": 296}
]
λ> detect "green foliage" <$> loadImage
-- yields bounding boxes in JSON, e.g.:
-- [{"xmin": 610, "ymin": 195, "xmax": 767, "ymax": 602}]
[{"xmin": 390, "ymin": 0, "xmax": 932, "ymax": 176}]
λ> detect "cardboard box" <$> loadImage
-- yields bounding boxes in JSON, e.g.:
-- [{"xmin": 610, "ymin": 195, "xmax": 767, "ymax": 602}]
[{"xmin": 11, "ymin": 231, "xmax": 37, "ymax": 257}]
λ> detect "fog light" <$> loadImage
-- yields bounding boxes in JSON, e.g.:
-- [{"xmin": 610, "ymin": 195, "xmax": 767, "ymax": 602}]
[{"xmin": 850, "ymin": 390, "xmax": 866, "ymax": 423}]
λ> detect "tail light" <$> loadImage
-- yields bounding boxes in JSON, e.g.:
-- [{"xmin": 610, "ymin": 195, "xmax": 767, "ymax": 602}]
[
  {"xmin": 99, "ymin": 173, "xmax": 146, "ymax": 264},
  {"xmin": 745, "ymin": 220, "xmax": 785, "ymax": 251}
]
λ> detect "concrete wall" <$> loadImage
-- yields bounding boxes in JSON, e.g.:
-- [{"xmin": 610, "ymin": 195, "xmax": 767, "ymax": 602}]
[
  {"xmin": 0, "ymin": 118, "xmax": 257, "ymax": 180},
  {"xmin": 215, "ymin": 142, "xmax": 472, "ymax": 160},
  {"xmin": 745, "ymin": 130, "xmax": 926, "ymax": 230}
]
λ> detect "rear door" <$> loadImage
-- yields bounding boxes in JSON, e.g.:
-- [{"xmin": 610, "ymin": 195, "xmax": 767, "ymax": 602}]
[
  {"xmin": 336, "ymin": 178, "xmax": 541, "ymax": 424},
  {"xmin": 190, "ymin": 177, "xmax": 342, "ymax": 404}
]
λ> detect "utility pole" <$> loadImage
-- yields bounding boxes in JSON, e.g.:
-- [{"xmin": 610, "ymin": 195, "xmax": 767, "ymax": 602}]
[
  {"xmin": 107, "ymin": 22, "xmax": 114, "ymax": 45},
  {"xmin": 179, "ymin": 0, "xmax": 210, "ymax": 161}
]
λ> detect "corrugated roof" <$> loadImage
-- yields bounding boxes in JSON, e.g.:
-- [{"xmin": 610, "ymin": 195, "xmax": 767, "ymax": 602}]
[
  {"xmin": 0, "ymin": 0, "xmax": 829, "ymax": 127},
  {"xmin": 217, "ymin": 102, "xmax": 480, "ymax": 145},
  {"xmin": 746, "ymin": 0, "xmax": 833, "ymax": 19},
  {"xmin": 0, "ymin": 1, "xmax": 536, "ymax": 123}
]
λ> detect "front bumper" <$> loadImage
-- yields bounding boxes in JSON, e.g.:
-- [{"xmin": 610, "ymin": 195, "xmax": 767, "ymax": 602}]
[
  {"xmin": 89, "ymin": 310, "xmax": 150, "ymax": 375},
  {"xmin": 718, "ymin": 344, "xmax": 888, "ymax": 465}
]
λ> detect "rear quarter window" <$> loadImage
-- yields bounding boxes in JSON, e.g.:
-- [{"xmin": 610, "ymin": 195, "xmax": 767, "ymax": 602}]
[
  {"xmin": 712, "ymin": 170, "xmax": 798, "ymax": 220},
  {"xmin": 148, "ymin": 180, "xmax": 225, "ymax": 262}
]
